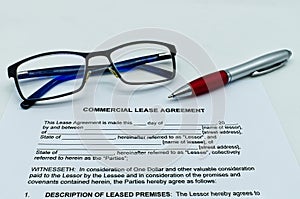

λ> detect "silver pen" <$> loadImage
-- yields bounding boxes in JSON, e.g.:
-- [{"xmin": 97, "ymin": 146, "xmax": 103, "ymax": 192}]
[{"xmin": 168, "ymin": 49, "xmax": 292, "ymax": 98}]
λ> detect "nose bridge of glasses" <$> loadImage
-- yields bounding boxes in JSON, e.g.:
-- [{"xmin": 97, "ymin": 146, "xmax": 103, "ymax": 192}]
[
  {"xmin": 88, "ymin": 54, "xmax": 110, "ymax": 64},
  {"xmin": 87, "ymin": 53, "xmax": 119, "ymax": 78},
  {"xmin": 86, "ymin": 54, "xmax": 113, "ymax": 73}
]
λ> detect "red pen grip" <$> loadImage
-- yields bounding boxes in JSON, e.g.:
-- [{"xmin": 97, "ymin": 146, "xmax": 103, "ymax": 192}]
[{"xmin": 189, "ymin": 70, "xmax": 229, "ymax": 96}]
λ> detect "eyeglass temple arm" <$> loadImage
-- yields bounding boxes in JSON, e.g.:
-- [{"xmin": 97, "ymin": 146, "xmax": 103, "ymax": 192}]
[
  {"xmin": 106, "ymin": 53, "xmax": 173, "ymax": 78},
  {"xmin": 18, "ymin": 53, "xmax": 172, "ymax": 80},
  {"xmin": 21, "ymin": 63, "xmax": 172, "ymax": 109},
  {"xmin": 21, "ymin": 74, "xmax": 78, "ymax": 109},
  {"xmin": 20, "ymin": 53, "xmax": 173, "ymax": 109}
]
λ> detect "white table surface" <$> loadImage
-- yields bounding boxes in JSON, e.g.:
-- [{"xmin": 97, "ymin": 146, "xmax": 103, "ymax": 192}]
[{"xmin": 1, "ymin": 0, "xmax": 299, "ymax": 164}]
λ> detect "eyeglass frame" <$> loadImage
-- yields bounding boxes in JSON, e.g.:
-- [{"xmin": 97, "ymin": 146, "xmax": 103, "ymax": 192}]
[{"xmin": 7, "ymin": 40, "xmax": 177, "ymax": 109}]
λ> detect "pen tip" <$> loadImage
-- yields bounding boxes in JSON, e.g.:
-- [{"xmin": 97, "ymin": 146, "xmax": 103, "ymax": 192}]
[
  {"xmin": 287, "ymin": 49, "xmax": 292, "ymax": 57},
  {"xmin": 168, "ymin": 94, "xmax": 174, "ymax": 99}
]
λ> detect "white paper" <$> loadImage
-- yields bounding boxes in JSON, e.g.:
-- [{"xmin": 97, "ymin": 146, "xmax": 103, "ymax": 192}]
[{"xmin": 1, "ymin": 75, "xmax": 299, "ymax": 198}]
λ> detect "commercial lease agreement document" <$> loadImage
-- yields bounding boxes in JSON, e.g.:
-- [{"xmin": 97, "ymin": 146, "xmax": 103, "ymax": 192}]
[{"xmin": 1, "ymin": 77, "xmax": 299, "ymax": 198}]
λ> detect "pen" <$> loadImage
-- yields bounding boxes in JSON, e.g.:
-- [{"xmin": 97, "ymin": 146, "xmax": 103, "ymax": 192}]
[{"xmin": 168, "ymin": 49, "xmax": 292, "ymax": 98}]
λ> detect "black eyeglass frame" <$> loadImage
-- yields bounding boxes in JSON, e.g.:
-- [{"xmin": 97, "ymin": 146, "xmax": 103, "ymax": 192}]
[{"xmin": 7, "ymin": 40, "xmax": 177, "ymax": 107}]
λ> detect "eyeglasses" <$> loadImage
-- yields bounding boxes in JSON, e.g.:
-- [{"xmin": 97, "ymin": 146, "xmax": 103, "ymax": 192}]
[{"xmin": 7, "ymin": 41, "xmax": 177, "ymax": 109}]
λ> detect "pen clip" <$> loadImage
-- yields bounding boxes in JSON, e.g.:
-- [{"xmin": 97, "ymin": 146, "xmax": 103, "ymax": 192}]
[{"xmin": 251, "ymin": 60, "xmax": 287, "ymax": 77}]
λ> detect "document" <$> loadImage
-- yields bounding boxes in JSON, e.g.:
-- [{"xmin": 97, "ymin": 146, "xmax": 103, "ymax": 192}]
[{"xmin": 1, "ymin": 75, "xmax": 299, "ymax": 198}]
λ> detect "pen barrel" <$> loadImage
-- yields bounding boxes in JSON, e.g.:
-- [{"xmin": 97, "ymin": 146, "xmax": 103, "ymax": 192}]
[
  {"xmin": 225, "ymin": 50, "xmax": 291, "ymax": 82},
  {"xmin": 189, "ymin": 70, "xmax": 229, "ymax": 96}
]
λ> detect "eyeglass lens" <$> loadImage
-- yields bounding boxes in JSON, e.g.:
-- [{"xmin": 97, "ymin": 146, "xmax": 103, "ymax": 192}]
[
  {"xmin": 16, "ymin": 54, "xmax": 86, "ymax": 101},
  {"xmin": 111, "ymin": 43, "xmax": 174, "ymax": 84}
]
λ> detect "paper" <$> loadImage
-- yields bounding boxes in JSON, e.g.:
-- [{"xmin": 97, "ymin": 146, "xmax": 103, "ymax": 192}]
[{"xmin": 1, "ymin": 73, "xmax": 299, "ymax": 198}]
